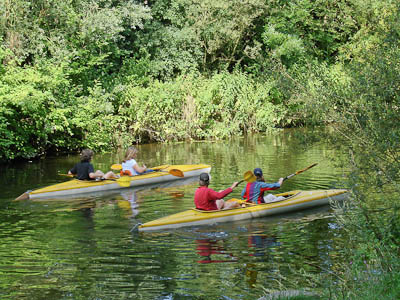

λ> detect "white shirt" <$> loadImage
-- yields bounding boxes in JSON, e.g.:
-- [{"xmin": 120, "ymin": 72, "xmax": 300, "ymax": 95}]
[{"xmin": 122, "ymin": 159, "xmax": 139, "ymax": 175}]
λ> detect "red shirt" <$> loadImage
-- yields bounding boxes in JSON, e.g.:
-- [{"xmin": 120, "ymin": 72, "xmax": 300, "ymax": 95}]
[{"xmin": 194, "ymin": 186, "xmax": 233, "ymax": 211}]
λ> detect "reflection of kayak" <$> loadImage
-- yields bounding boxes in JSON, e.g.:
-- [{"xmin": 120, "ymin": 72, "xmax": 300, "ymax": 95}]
[
  {"xmin": 16, "ymin": 164, "xmax": 211, "ymax": 200},
  {"xmin": 197, "ymin": 259, "xmax": 238, "ymax": 264},
  {"xmin": 138, "ymin": 189, "xmax": 348, "ymax": 232}
]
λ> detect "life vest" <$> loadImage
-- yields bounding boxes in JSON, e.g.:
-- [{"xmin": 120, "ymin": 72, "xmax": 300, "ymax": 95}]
[{"xmin": 120, "ymin": 170, "xmax": 133, "ymax": 176}]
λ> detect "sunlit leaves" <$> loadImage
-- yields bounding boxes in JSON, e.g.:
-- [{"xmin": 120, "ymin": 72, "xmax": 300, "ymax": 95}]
[
  {"xmin": 289, "ymin": 3, "xmax": 400, "ymax": 290},
  {"xmin": 262, "ymin": 25, "xmax": 306, "ymax": 65},
  {"xmin": 140, "ymin": 0, "xmax": 267, "ymax": 75},
  {"xmin": 117, "ymin": 72, "xmax": 285, "ymax": 146},
  {"xmin": 79, "ymin": 1, "xmax": 151, "ymax": 44}
]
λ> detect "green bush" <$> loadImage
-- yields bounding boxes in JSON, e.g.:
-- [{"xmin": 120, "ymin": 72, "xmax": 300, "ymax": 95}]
[
  {"xmin": 116, "ymin": 71, "xmax": 286, "ymax": 146},
  {"xmin": 0, "ymin": 59, "xmax": 119, "ymax": 161},
  {"xmin": 0, "ymin": 62, "xmax": 71, "ymax": 160},
  {"xmin": 291, "ymin": 1, "xmax": 400, "ymax": 298}
]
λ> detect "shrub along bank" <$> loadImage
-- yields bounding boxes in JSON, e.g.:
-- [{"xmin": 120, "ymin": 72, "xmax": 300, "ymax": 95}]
[
  {"xmin": 0, "ymin": 66, "xmax": 288, "ymax": 161},
  {"xmin": 289, "ymin": 2, "xmax": 400, "ymax": 298}
]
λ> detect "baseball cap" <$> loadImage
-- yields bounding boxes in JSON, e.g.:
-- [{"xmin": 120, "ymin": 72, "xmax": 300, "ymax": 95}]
[
  {"xmin": 253, "ymin": 168, "xmax": 263, "ymax": 177},
  {"xmin": 199, "ymin": 173, "xmax": 210, "ymax": 182}
]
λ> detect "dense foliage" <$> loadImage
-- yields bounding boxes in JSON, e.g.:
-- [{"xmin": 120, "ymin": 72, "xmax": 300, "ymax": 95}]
[
  {"xmin": 0, "ymin": 0, "xmax": 363, "ymax": 161},
  {"xmin": 287, "ymin": 1, "xmax": 400, "ymax": 298},
  {"xmin": 1, "ymin": 0, "xmax": 400, "ymax": 297}
]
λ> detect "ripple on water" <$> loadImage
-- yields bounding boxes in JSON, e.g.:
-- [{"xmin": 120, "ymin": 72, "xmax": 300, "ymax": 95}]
[{"xmin": 0, "ymin": 131, "xmax": 349, "ymax": 299}]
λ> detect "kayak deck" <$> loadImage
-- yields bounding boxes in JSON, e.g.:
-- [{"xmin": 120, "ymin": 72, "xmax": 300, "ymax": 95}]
[
  {"xmin": 16, "ymin": 164, "xmax": 211, "ymax": 200},
  {"xmin": 138, "ymin": 189, "xmax": 348, "ymax": 231}
]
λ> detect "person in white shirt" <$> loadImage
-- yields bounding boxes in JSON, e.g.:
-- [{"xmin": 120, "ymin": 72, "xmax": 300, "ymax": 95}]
[{"xmin": 121, "ymin": 146, "xmax": 151, "ymax": 176}]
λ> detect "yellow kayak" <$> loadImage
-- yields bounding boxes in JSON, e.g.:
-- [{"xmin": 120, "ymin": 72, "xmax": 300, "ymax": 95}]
[
  {"xmin": 138, "ymin": 189, "xmax": 348, "ymax": 232},
  {"xmin": 16, "ymin": 164, "xmax": 211, "ymax": 200}
]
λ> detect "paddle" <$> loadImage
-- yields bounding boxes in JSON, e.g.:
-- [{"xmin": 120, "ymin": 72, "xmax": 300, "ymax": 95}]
[
  {"xmin": 110, "ymin": 164, "xmax": 184, "ymax": 178},
  {"xmin": 236, "ymin": 179, "xmax": 246, "ymax": 186},
  {"xmin": 243, "ymin": 171, "xmax": 257, "ymax": 183},
  {"xmin": 282, "ymin": 163, "xmax": 318, "ymax": 181},
  {"xmin": 58, "ymin": 173, "xmax": 74, "ymax": 177},
  {"xmin": 241, "ymin": 163, "xmax": 318, "ymax": 204},
  {"xmin": 243, "ymin": 163, "xmax": 318, "ymax": 184}
]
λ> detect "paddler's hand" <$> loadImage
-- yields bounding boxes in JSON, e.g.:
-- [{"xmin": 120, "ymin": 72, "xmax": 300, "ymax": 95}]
[
  {"xmin": 231, "ymin": 181, "xmax": 239, "ymax": 189},
  {"xmin": 278, "ymin": 177, "xmax": 284, "ymax": 185}
]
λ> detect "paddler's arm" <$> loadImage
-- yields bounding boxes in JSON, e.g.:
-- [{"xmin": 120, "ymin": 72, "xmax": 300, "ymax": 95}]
[
  {"xmin": 87, "ymin": 164, "xmax": 104, "ymax": 179},
  {"xmin": 259, "ymin": 178, "xmax": 284, "ymax": 190},
  {"xmin": 209, "ymin": 181, "xmax": 239, "ymax": 200},
  {"xmin": 68, "ymin": 165, "xmax": 77, "ymax": 176},
  {"xmin": 89, "ymin": 170, "xmax": 106, "ymax": 179},
  {"xmin": 133, "ymin": 163, "xmax": 147, "ymax": 174}
]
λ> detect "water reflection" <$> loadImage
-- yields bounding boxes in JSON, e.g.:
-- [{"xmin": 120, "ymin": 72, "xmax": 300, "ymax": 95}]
[
  {"xmin": 247, "ymin": 231, "xmax": 280, "ymax": 258},
  {"xmin": 118, "ymin": 189, "xmax": 139, "ymax": 218},
  {"xmin": 25, "ymin": 176, "xmax": 198, "ymax": 215},
  {"xmin": 195, "ymin": 239, "xmax": 238, "ymax": 264},
  {"xmin": 0, "ymin": 131, "xmax": 349, "ymax": 300},
  {"xmin": 194, "ymin": 230, "xmax": 281, "ymax": 264}
]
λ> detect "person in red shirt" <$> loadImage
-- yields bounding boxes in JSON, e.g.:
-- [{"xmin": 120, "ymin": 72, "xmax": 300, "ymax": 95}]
[{"xmin": 194, "ymin": 173, "xmax": 240, "ymax": 211}]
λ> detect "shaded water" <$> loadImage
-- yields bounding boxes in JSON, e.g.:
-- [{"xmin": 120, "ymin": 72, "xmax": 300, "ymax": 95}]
[{"xmin": 0, "ymin": 130, "xmax": 348, "ymax": 299}]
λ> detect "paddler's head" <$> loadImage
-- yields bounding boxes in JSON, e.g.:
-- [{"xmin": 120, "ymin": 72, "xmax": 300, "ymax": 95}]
[
  {"xmin": 81, "ymin": 149, "xmax": 94, "ymax": 162},
  {"xmin": 254, "ymin": 168, "xmax": 264, "ymax": 182},
  {"xmin": 124, "ymin": 146, "xmax": 138, "ymax": 162},
  {"xmin": 199, "ymin": 173, "xmax": 210, "ymax": 186}
]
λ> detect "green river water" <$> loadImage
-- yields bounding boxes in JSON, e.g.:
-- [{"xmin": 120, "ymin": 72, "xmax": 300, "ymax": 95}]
[{"xmin": 0, "ymin": 130, "xmax": 348, "ymax": 299}]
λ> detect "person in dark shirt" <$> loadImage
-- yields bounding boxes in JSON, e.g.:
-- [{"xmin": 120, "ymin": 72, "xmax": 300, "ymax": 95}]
[
  {"xmin": 194, "ymin": 173, "xmax": 240, "ymax": 211},
  {"xmin": 68, "ymin": 149, "xmax": 117, "ymax": 180}
]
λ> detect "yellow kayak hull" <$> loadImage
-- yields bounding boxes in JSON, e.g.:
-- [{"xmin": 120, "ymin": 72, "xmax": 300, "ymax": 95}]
[
  {"xmin": 138, "ymin": 189, "xmax": 348, "ymax": 231},
  {"xmin": 17, "ymin": 164, "xmax": 211, "ymax": 200}
]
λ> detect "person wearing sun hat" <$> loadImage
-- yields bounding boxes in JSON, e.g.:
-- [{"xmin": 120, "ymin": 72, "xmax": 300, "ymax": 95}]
[
  {"xmin": 194, "ymin": 173, "xmax": 241, "ymax": 211},
  {"xmin": 241, "ymin": 168, "xmax": 284, "ymax": 204}
]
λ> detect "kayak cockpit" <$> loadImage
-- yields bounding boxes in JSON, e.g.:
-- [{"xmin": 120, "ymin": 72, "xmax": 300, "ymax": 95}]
[{"xmin": 191, "ymin": 192, "xmax": 300, "ymax": 213}]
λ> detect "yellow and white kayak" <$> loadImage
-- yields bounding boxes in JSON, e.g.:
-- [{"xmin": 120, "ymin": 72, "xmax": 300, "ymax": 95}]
[
  {"xmin": 16, "ymin": 164, "xmax": 211, "ymax": 200},
  {"xmin": 138, "ymin": 189, "xmax": 348, "ymax": 232}
]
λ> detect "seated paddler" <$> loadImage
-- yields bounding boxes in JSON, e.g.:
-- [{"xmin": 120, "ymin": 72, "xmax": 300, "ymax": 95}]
[
  {"xmin": 194, "ymin": 173, "xmax": 240, "ymax": 211},
  {"xmin": 121, "ymin": 146, "xmax": 155, "ymax": 176},
  {"xmin": 68, "ymin": 149, "xmax": 118, "ymax": 181},
  {"xmin": 241, "ymin": 168, "xmax": 284, "ymax": 204}
]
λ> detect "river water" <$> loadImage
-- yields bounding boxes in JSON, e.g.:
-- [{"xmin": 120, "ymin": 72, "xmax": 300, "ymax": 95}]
[{"xmin": 0, "ymin": 130, "xmax": 348, "ymax": 299}]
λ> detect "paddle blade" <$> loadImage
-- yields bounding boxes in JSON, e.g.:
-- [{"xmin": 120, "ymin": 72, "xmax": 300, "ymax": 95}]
[
  {"xmin": 244, "ymin": 171, "xmax": 256, "ymax": 183},
  {"xmin": 169, "ymin": 169, "xmax": 184, "ymax": 177},
  {"xmin": 284, "ymin": 163, "xmax": 318, "ymax": 181},
  {"xmin": 295, "ymin": 163, "xmax": 318, "ymax": 175},
  {"xmin": 116, "ymin": 176, "xmax": 131, "ymax": 187},
  {"xmin": 111, "ymin": 164, "xmax": 122, "ymax": 171}
]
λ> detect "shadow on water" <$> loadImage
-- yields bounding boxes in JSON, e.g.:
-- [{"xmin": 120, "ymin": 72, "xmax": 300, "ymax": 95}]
[{"xmin": 0, "ymin": 130, "xmax": 349, "ymax": 300}]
